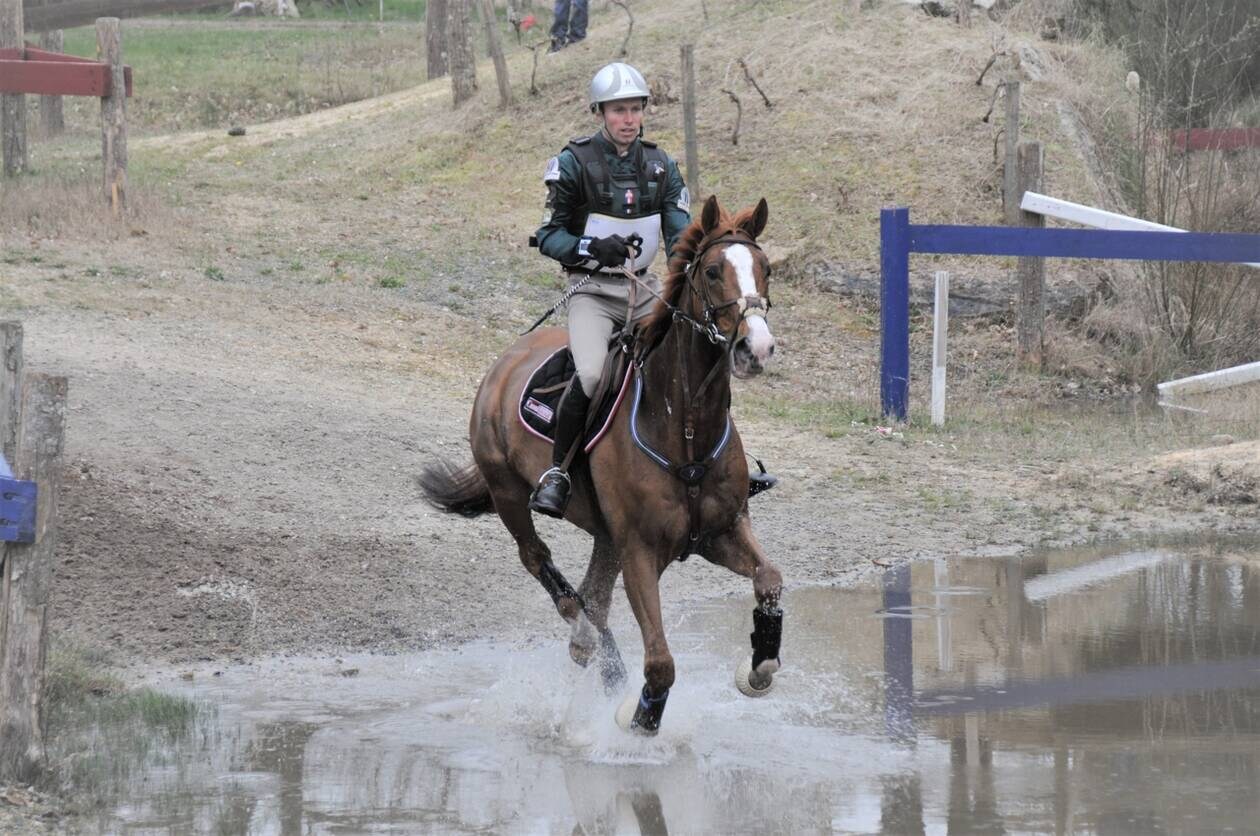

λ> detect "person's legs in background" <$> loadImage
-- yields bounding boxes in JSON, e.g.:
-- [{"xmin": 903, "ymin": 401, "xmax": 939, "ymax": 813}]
[
  {"xmin": 567, "ymin": 0, "xmax": 588, "ymax": 44},
  {"xmin": 550, "ymin": 0, "xmax": 571, "ymax": 51}
]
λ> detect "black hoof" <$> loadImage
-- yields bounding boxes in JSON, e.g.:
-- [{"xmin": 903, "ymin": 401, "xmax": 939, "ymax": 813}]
[{"xmin": 616, "ymin": 685, "xmax": 669, "ymax": 735}]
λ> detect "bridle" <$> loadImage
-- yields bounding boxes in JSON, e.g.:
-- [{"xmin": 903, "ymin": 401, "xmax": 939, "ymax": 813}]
[
  {"xmin": 619, "ymin": 233, "xmax": 773, "ymax": 352},
  {"xmin": 621, "ymin": 231, "xmax": 775, "ymax": 557},
  {"xmin": 679, "ymin": 233, "xmax": 773, "ymax": 348}
]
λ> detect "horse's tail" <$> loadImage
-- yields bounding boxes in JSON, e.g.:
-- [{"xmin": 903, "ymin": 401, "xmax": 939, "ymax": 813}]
[{"xmin": 417, "ymin": 459, "xmax": 493, "ymax": 518}]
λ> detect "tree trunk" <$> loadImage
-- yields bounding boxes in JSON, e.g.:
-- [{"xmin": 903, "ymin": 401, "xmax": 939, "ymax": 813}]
[
  {"xmin": 477, "ymin": 0, "xmax": 512, "ymax": 107},
  {"xmin": 447, "ymin": 0, "xmax": 477, "ymax": 107},
  {"xmin": 425, "ymin": 0, "xmax": 449, "ymax": 80}
]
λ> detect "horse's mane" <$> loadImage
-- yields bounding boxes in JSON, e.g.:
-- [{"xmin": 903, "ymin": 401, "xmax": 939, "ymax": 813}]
[{"xmin": 637, "ymin": 203, "xmax": 761, "ymax": 351}]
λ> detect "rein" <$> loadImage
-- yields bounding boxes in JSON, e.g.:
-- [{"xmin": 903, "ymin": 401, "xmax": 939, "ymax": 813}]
[{"xmin": 626, "ymin": 233, "xmax": 772, "ymax": 557}]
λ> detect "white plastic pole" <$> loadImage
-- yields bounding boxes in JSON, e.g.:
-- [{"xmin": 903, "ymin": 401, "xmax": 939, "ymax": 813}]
[
  {"xmin": 1020, "ymin": 191, "xmax": 1260, "ymax": 269},
  {"xmin": 931, "ymin": 271, "xmax": 949, "ymax": 426},
  {"xmin": 1157, "ymin": 360, "xmax": 1260, "ymax": 399}
]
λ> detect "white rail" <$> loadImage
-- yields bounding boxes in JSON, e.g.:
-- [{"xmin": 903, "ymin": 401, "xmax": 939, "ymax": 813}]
[{"xmin": 1019, "ymin": 191, "xmax": 1260, "ymax": 269}]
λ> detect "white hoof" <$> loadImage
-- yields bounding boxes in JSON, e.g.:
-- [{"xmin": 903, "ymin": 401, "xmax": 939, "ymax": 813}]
[
  {"xmin": 735, "ymin": 656, "xmax": 778, "ymax": 697},
  {"xmin": 615, "ymin": 689, "xmax": 639, "ymax": 731}
]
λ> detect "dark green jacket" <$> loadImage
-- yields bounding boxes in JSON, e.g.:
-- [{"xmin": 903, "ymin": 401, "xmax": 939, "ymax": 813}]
[{"xmin": 536, "ymin": 132, "xmax": 691, "ymax": 268}]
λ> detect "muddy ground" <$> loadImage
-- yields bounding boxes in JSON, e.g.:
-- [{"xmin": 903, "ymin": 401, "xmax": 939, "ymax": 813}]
[{"xmin": 0, "ymin": 256, "xmax": 1247, "ymax": 678}]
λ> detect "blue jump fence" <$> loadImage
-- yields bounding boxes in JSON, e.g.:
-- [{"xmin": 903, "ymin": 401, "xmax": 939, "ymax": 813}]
[
  {"xmin": 0, "ymin": 451, "xmax": 37, "ymax": 544},
  {"xmin": 879, "ymin": 206, "xmax": 1260, "ymax": 421}
]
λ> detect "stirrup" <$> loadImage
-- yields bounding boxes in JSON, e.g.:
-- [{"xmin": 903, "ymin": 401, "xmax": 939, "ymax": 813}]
[
  {"xmin": 748, "ymin": 458, "xmax": 778, "ymax": 498},
  {"xmin": 529, "ymin": 467, "xmax": 571, "ymax": 518}
]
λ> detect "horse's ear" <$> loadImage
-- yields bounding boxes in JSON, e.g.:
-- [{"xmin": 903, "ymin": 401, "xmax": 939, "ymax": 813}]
[
  {"xmin": 701, "ymin": 194, "xmax": 721, "ymax": 234},
  {"xmin": 740, "ymin": 198, "xmax": 769, "ymax": 240}
]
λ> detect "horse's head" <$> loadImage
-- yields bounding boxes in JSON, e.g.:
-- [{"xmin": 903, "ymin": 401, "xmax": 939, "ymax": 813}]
[{"xmin": 684, "ymin": 195, "xmax": 776, "ymax": 379}]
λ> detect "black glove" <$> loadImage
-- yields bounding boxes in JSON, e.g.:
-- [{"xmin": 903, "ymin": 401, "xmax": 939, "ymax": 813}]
[{"xmin": 587, "ymin": 235, "xmax": 633, "ymax": 269}]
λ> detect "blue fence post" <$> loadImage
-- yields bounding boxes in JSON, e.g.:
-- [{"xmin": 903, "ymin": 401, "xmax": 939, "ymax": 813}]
[{"xmin": 880, "ymin": 208, "xmax": 911, "ymax": 421}]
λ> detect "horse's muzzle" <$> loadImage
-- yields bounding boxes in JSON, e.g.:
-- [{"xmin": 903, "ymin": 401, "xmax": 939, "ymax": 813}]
[{"xmin": 733, "ymin": 322, "xmax": 775, "ymax": 379}]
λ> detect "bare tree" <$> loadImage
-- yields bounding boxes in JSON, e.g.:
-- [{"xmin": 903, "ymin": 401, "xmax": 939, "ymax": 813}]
[
  {"xmin": 477, "ymin": 0, "xmax": 513, "ymax": 107},
  {"xmin": 426, "ymin": 0, "xmax": 450, "ymax": 80},
  {"xmin": 610, "ymin": 0, "xmax": 633, "ymax": 57},
  {"xmin": 448, "ymin": 0, "xmax": 478, "ymax": 107}
]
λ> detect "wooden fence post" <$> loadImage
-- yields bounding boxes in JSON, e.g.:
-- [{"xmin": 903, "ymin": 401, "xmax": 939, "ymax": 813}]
[
  {"xmin": 38, "ymin": 30, "xmax": 66, "ymax": 137},
  {"xmin": 1002, "ymin": 79, "xmax": 1021, "ymax": 225},
  {"xmin": 680, "ymin": 43, "xmax": 700, "ymax": 199},
  {"xmin": 477, "ymin": 0, "xmax": 513, "ymax": 108},
  {"xmin": 0, "ymin": 322, "xmax": 20, "ymax": 697},
  {"xmin": 97, "ymin": 18, "xmax": 128, "ymax": 213},
  {"xmin": 0, "ymin": 322, "xmax": 21, "ymax": 468},
  {"xmin": 0, "ymin": 374, "xmax": 67, "ymax": 783},
  {"xmin": 931, "ymin": 271, "xmax": 949, "ymax": 426},
  {"xmin": 1016, "ymin": 141, "xmax": 1045, "ymax": 369},
  {"xmin": 0, "ymin": 0, "xmax": 27, "ymax": 176}
]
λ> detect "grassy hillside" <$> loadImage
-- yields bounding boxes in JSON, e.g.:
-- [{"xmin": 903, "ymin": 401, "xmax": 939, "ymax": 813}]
[{"xmin": 28, "ymin": 0, "xmax": 1122, "ymax": 271}]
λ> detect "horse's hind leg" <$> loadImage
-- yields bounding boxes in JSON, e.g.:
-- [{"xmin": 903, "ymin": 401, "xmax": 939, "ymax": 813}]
[
  {"xmin": 575, "ymin": 534, "xmax": 627, "ymax": 692},
  {"xmin": 703, "ymin": 515, "xmax": 784, "ymax": 697},
  {"xmin": 484, "ymin": 475, "xmax": 588, "ymax": 637}
]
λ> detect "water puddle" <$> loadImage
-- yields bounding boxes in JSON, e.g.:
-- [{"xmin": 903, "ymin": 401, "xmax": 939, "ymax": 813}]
[{"xmin": 77, "ymin": 539, "xmax": 1260, "ymax": 834}]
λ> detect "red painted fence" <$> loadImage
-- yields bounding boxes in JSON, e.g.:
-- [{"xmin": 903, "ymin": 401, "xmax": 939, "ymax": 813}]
[
  {"xmin": 0, "ymin": 45, "xmax": 132, "ymax": 98},
  {"xmin": 1170, "ymin": 128, "xmax": 1260, "ymax": 153}
]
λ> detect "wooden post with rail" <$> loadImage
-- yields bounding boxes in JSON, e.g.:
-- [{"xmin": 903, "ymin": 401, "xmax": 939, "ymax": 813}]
[
  {"xmin": 0, "ymin": 0, "xmax": 26, "ymax": 175},
  {"xmin": 97, "ymin": 18, "xmax": 128, "ymax": 213},
  {"xmin": 38, "ymin": 31, "xmax": 65, "ymax": 137},
  {"xmin": 1016, "ymin": 141, "xmax": 1045, "ymax": 369},
  {"xmin": 0, "ymin": 374, "xmax": 67, "ymax": 783}
]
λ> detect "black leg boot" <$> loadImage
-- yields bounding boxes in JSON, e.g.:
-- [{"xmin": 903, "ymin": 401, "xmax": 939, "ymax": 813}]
[{"xmin": 529, "ymin": 378, "xmax": 591, "ymax": 519}]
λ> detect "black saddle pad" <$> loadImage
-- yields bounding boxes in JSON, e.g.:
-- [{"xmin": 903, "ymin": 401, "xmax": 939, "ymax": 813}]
[{"xmin": 519, "ymin": 348, "xmax": 625, "ymax": 447}]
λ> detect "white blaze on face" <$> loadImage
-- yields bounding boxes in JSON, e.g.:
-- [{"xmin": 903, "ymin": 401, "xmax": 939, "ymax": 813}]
[{"xmin": 725, "ymin": 244, "xmax": 775, "ymax": 361}]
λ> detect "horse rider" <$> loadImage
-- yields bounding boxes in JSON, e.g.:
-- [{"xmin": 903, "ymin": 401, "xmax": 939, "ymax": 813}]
[{"xmin": 528, "ymin": 62, "xmax": 776, "ymax": 518}]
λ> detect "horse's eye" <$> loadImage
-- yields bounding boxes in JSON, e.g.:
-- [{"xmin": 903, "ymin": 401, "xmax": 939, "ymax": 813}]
[{"xmin": 704, "ymin": 264, "xmax": 722, "ymax": 281}]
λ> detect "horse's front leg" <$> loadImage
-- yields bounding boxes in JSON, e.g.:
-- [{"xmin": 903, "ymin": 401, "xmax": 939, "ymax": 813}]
[
  {"xmin": 615, "ymin": 536, "xmax": 674, "ymax": 735},
  {"xmin": 704, "ymin": 513, "xmax": 784, "ymax": 696}
]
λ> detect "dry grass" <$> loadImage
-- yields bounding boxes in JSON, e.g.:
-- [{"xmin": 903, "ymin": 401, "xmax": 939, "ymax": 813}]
[{"xmin": 7, "ymin": 0, "xmax": 1256, "ymax": 474}]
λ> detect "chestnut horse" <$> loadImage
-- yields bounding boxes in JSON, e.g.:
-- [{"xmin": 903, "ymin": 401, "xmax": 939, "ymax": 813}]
[{"xmin": 420, "ymin": 196, "xmax": 784, "ymax": 734}]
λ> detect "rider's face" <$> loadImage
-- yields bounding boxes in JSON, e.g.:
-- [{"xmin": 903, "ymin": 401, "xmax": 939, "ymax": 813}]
[{"xmin": 599, "ymin": 99, "xmax": 644, "ymax": 151}]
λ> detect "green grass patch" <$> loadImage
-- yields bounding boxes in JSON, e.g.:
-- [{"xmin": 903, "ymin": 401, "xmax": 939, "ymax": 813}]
[
  {"xmin": 60, "ymin": 24, "xmax": 426, "ymax": 134},
  {"xmin": 42, "ymin": 642, "xmax": 209, "ymax": 810}
]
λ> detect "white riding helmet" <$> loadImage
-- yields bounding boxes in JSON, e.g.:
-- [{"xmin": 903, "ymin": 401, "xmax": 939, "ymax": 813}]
[{"xmin": 588, "ymin": 62, "xmax": 650, "ymax": 112}]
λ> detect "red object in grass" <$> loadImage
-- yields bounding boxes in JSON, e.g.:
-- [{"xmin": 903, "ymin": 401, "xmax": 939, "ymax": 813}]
[
  {"xmin": 520, "ymin": 14, "xmax": 537, "ymax": 31},
  {"xmin": 1170, "ymin": 128, "xmax": 1260, "ymax": 152}
]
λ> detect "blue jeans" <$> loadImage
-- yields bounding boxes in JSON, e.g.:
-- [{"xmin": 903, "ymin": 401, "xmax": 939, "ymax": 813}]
[{"xmin": 551, "ymin": 0, "xmax": 588, "ymax": 43}]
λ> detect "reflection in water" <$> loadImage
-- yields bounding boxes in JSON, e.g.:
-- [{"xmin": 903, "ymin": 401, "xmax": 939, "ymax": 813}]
[{"xmin": 89, "ymin": 539, "xmax": 1260, "ymax": 834}]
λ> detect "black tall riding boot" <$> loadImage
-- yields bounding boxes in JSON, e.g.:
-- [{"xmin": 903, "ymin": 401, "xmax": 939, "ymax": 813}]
[{"xmin": 529, "ymin": 379, "xmax": 591, "ymax": 518}]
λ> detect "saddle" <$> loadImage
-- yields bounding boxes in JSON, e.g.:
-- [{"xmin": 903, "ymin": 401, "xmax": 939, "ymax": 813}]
[{"xmin": 518, "ymin": 344, "xmax": 634, "ymax": 453}]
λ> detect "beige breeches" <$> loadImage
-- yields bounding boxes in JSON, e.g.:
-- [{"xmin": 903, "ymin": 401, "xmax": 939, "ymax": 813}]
[{"xmin": 566, "ymin": 272, "xmax": 660, "ymax": 396}]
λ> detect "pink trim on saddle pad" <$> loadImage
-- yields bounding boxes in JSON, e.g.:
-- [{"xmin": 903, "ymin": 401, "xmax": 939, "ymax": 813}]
[{"xmin": 516, "ymin": 349, "xmax": 635, "ymax": 452}]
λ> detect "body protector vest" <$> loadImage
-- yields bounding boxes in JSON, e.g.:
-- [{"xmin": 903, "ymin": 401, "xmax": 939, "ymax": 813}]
[{"xmin": 563, "ymin": 136, "xmax": 669, "ymax": 273}]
